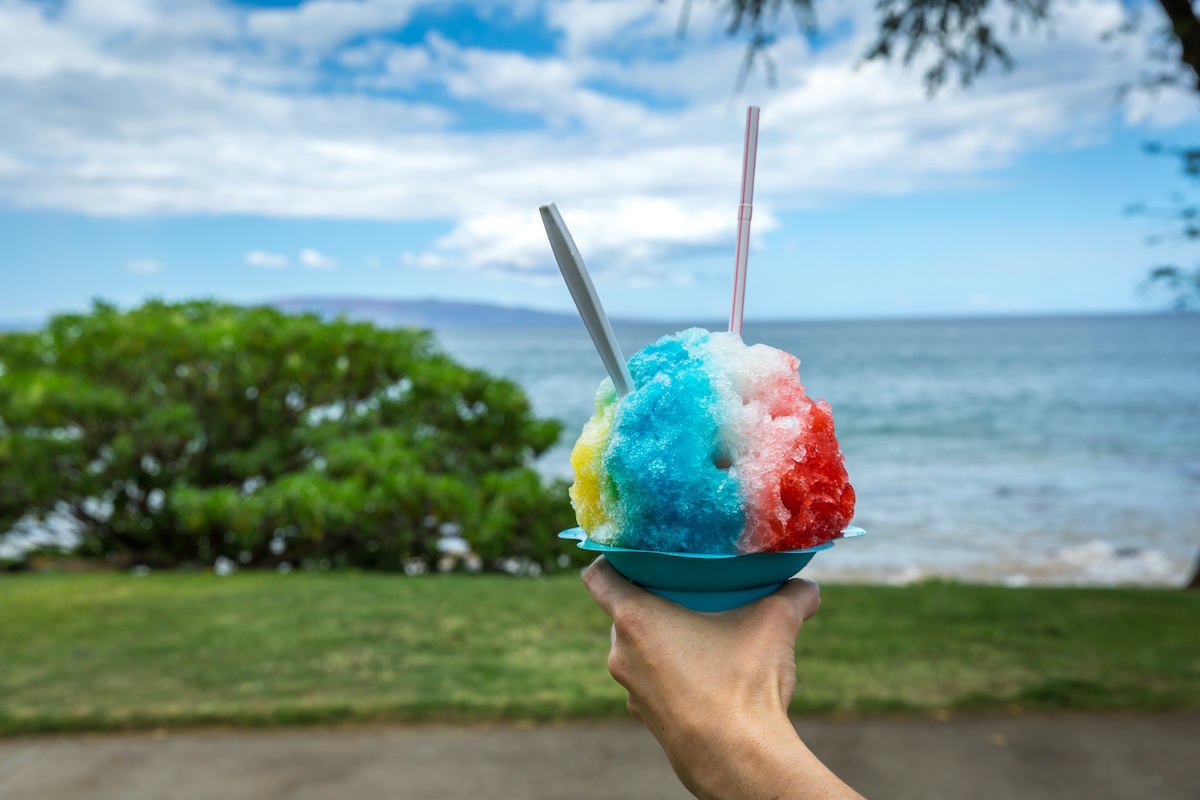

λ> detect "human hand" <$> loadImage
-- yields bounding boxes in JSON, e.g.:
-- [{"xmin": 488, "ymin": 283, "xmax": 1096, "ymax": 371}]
[{"xmin": 584, "ymin": 557, "xmax": 863, "ymax": 800}]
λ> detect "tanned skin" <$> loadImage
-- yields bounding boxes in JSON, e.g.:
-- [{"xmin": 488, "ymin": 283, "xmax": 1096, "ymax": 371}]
[{"xmin": 584, "ymin": 557, "xmax": 866, "ymax": 800}]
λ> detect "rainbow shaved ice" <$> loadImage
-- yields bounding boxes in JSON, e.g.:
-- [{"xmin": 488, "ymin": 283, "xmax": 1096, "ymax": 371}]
[{"xmin": 569, "ymin": 328, "xmax": 855, "ymax": 555}]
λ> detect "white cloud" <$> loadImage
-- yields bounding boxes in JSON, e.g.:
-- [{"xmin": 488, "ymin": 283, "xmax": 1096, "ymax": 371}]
[
  {"xmin": 126, "ymin": 258, "xmax": 162, "ymax": 274},
  {"xmin": 0, "ymin": 0, "xmax": 1193, "ymax": 285},
  {"xmin": 299, "ymin": 248, "xmax": 338, "ymax": 269},
  {"xmin": 245, "ymin": 249, "xmax": 289, "ymax": 268},
  {"xmin": 547, "ymin": 0, "xmax": 671, "ymax": 56},
  {"xmin": 247, "ymin": 0, "xmax": 422, "ymax": 54},
  {"xmin": 400, "ymin": 251, "xmax": 446, "ymax": 269},
  {"xmin": 421, "ymin": 198, "xmax": 772, "ymax": 282}
]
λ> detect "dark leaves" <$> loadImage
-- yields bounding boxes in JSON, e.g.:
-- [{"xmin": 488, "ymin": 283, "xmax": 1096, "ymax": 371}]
[
  {"xmin": 1138, "ymin": 265, "xmax": 1200, "ymax": 311},
  {"xmin": 864, "ymin": 0, "xmax": 1046, "ymax": 93},
  {"xmin": 0, "ymin": 300, "xmax": 586, "ymax": 573}
]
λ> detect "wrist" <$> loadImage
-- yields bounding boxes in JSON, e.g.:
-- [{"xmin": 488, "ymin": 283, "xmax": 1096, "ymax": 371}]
[{"xmin": 682, "ymin": 708, "xmax": 809, "ymax": 800}]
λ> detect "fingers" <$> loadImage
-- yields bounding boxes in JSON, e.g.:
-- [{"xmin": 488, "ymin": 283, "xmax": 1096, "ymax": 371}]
[
  {"xmin": 587, "ymin": 557, "xmax": 821, "ymax": 627},
  {"xmin": 625, "ymin": 694, "xmax": 644, "ymax": 722},
  {"xmin": 583, "ymin": 556, "xmax": 650, "ymax": 620}
]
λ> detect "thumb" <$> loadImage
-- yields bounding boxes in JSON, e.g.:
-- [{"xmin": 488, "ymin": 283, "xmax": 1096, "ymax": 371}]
[
  {"xmin": 582, "ymin": 556, "xmax": 654, "ymax": 621},
  {"xmin": 770, "ymin": 577, "xmax": 822, "ymax": 624}
]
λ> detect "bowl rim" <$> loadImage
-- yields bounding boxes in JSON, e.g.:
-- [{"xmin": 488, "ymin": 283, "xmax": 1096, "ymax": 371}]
[{"xmin": 559, "ymin": 525, "xmax": 865, "ymax": 559}]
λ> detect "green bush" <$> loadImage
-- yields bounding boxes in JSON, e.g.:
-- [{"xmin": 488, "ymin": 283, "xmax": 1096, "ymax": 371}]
[{"xmin": 0, "ymin": 299, "xmax": 585, "ymax": 573}]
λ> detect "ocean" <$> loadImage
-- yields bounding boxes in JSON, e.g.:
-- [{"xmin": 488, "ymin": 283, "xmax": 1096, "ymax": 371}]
[{"xmin": 436, "ymin": 314, "xmax": 1200, "ymax": 587}]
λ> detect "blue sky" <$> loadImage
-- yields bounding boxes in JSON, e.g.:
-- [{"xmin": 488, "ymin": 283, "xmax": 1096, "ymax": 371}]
[{"xmin": 1, "ymin": 0, "xmax": 1198, "ymax": 323}]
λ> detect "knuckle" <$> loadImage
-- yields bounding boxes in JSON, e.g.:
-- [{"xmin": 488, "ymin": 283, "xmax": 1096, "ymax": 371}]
[
  {"xmin": 796, "ymin": 580, "xmax": 821, "ymax": 620},
  {"xmin": 760, "ymin": 593, "xmax": 798, "ymax": 624},
  {"xmin": 626, "ymin": 696, "xmax": 643, "ymax": 721},
  {"xmin": 607, "ymin": 651, "xmax": 629, "ymax": 684},
  {"xmin": 582, "ymin": 559, "xmax": 604, "ymax": 590},
  {"xmin": 612, "ymin": 605, "xmax": 649, "ymax": 640}
]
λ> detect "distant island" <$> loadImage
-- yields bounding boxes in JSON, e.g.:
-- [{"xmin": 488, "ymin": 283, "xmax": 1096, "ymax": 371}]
[
  {"xmin": 269, "ymin": 297, "xmax": 595, "ymax": 329},
  {"xmin": 3, "ymin": 301, "xmax": 1162, "ymax": 334},
  {"xmin": 0, "ymin": 319, "xmax": 42, "ymax": 333}
]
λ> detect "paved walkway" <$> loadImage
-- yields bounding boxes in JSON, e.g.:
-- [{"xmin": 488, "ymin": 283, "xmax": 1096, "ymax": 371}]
[{"xmin": 0, "ymin": 714, "xmax": 1196, "ymax": 800}]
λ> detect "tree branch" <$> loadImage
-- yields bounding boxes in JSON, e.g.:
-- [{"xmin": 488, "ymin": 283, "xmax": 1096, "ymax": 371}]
[{"xmin": 1155, "ymin": 0, "xmax": 1200, "ymax": 88}]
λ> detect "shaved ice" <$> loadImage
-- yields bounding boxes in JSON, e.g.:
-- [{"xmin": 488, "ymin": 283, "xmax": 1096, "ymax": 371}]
[{"xmin": 569, "ymin": 328, "xmax": 855, "ymax": 555}]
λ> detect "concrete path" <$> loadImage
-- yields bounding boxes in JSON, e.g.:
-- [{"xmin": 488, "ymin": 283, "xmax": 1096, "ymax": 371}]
[{"xmin": 0, "ymin": 715, "xmax": 1196, "ymax": 800}]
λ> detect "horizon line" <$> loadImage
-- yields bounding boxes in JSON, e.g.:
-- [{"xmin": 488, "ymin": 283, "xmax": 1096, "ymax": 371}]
[{"xmin": 0, "ymin": 296, "xmax": 1189, "ymax": 332}]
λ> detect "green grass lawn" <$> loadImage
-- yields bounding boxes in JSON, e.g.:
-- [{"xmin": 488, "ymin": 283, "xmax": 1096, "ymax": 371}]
[{"xmin": 1, "ymin": 572, "xmax": 1197, "ymax": 735}]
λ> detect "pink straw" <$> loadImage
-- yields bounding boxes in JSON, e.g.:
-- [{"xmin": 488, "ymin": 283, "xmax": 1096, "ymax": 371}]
[{"xmin": 728, "ymin": 105, "xmax": 760, "ymax": 336}]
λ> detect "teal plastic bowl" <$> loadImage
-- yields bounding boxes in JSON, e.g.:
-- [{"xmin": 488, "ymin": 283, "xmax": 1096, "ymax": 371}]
[{"xmin": 560, "ymin": 526, "xmax": 865, "ymax": 612}]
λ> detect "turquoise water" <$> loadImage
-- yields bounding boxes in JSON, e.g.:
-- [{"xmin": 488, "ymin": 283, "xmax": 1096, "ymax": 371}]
[{"xmin": 437, "ymin": 314, "xmax": 1200, "ymax": 585}]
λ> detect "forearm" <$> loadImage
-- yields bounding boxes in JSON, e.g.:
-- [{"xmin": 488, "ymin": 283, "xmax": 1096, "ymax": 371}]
[
  {"xmin": 584, "ymin": 564, "xmax": 863, "ymax": 800},
  {"xmin": 672, "ymin": 711, "xmax": 864, "ymax": 800}
]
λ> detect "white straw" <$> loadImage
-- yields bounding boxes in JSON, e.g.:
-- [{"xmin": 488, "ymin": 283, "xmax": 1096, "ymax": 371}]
[
  {"xmin": 539, "ymin": 203, "xmax": 635, "ymax": 397},
  {"xmin": 729, "ymin": 105, "xmax": 760, "ymax": 336}
]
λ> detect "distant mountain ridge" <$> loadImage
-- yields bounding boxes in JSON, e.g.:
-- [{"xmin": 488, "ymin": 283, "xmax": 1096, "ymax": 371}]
[
  {"xmin": 7, "ymin": 302, "xmax": 1149, "ymax": 334},
  {"xmin": 268, "ymin": 297, "xmax": 593, "ymax": 329}
]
